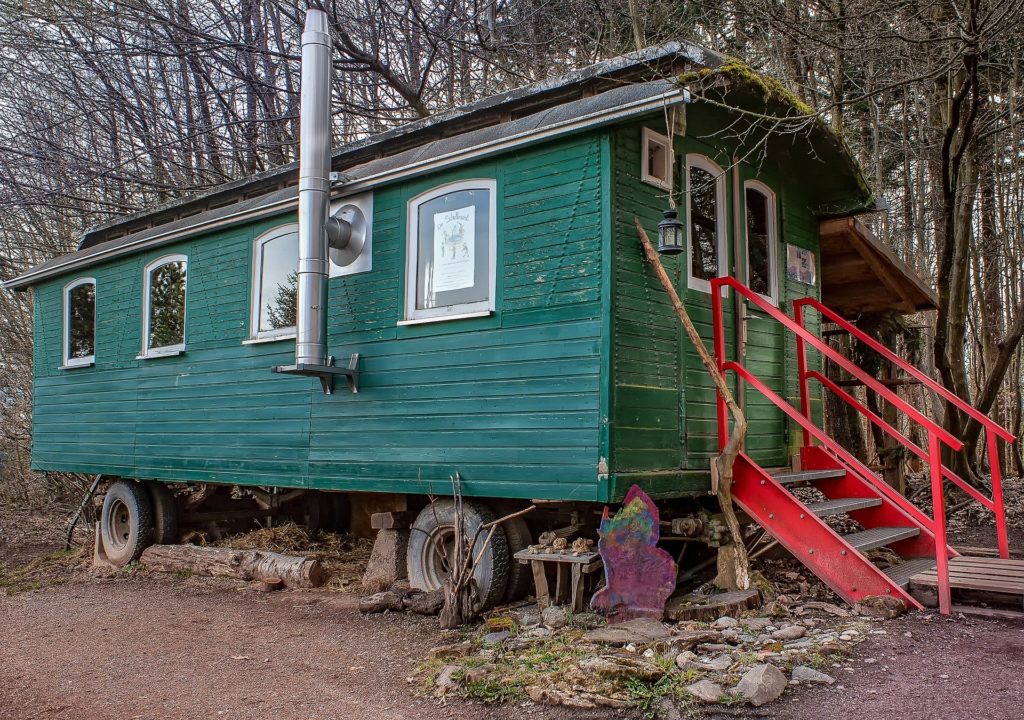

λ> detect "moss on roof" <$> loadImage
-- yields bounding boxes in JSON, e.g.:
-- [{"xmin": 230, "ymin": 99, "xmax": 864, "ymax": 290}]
[{"xmin": 677, "ymin": 57, "xmax": 874, "ymax": 214}]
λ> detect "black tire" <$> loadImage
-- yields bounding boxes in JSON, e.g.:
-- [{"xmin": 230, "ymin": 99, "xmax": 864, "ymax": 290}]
[
  {"xmin": 100, "ymin": 480, "xmax": 155, "ymax": 567},
  {"xmin": 502, "ymin": 515, "xmax": 533, "ymax": 602},
  {"xmin": 407, "ymin": 499, "xmax": 509, "ymax": 610},
  {"xmin": 146, "ymin": 482, "xmax": 179, "ymax": 545}
]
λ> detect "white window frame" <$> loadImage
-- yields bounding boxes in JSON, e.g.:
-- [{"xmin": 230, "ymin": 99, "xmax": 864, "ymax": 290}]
[
  {"xmin": 685, "ymin": 154, "xmax": 728, "ymax": 294},
  {"xmin": 249, "ymin": 224, "xmax": 299, "ymax": 342},
  {"xmin": 641, "ymin": 127, "xmax": 673, "ymax": 191},
  {"xmin": 402, "ymin": 178, "xmax": 497, "ymax": 324},
  {"xmin": 140, "ymin": 254, "xmax": 188, "ymax": 359},
  {"xmin": 62, "ymin": 276, "xmax": 96, "ymax": 369},
  {"xmin": 743, "ymin": 179, "xmax": 779, "ymax": 305}
]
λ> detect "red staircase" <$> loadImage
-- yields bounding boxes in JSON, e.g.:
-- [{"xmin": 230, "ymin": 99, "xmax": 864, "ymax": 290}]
[{"xmin": 709, "ymin": 277, "xmax": 1017, "ymax": 614}]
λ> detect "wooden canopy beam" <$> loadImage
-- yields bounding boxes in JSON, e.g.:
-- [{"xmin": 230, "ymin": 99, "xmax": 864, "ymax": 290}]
[{"xmin": 819, "ymin": 217, "xmax": 938, "ymax": 318}]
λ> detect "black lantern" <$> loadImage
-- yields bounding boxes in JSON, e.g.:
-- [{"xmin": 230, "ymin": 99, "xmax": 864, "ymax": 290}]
[{"xmin": 657, "ymin": 208, "xmax": 684, "ymax": 255}]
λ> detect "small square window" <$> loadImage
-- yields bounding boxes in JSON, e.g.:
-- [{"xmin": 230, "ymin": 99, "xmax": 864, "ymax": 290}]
[{"xmin": 641, "ymin": 128, "xmax": 672, "ymax": 191}]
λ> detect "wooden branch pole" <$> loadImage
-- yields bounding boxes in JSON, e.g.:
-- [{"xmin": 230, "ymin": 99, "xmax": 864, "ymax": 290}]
[
  {"xmin": 634, "ymin": 217, "xmax": 752, "ymax": 590},
  {"xmin": 140, "ymin": 544, "xmax": 326, "ymax": 588}
]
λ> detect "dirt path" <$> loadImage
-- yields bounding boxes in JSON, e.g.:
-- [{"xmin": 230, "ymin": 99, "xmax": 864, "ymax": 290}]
[
  {"xmin": 0, "ymin": 574, "xmax": 618, "ymax": 720},
  {"xmin": 1, "ymin": 571, "xmax": 1022, "ymax": 720}
]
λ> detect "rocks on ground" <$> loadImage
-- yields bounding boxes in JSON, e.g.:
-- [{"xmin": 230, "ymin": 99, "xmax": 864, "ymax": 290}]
[
  {"xmin": 541, "ymin": 605, "xmax": 567, "ymax": 629},
  {"xmin": 791, "ymin": 664, "xmax": 836, "ymax": 685},
  {"xmin": 736, "ymin": 663, "xmax": 788, "ymax": 706},
  {"xmin": 415, "ymin": 561, "xmax": 889, "ymax": 712},
  {"xmin": 685, "ymin": 678, "xmax": 725, "ymax": 703}
]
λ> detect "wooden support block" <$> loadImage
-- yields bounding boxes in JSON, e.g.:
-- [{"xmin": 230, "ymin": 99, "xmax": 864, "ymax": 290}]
[
  {"xmin": 531, "ymin": 560, "xmax": 550, "ymax": 609},
  {"xmin": 554, "ymin": 563, "xmax": 569, "ymax": 605},
  {"xmin": 370, "ymin": 511, "xmax": 409, "ymax": 530},
  {"xmin": 570, "ymin": 564, "xmax": 584, "ymax": 612}
]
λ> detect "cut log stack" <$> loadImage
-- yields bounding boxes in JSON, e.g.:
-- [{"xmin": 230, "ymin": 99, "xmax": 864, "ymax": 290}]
[{"xmin": 140, "ymin": 544, "xmax": 325, "ymax": 588}]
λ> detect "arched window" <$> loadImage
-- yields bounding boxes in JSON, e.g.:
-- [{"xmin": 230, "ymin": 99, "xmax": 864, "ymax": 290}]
[
  {"xmin": 404, "ymin": 179, "xmax": 497, "ymax": 323},
  {"xmin": 63, "ymin": 277, "xmax": 95, "ymax": 368},
  {"xmin": 142, "ymin": 254, "xmax": 187, "ymax": 357},
  {"xmin": 744, "ymin": 180, "xmax": 778, "ymax": 302},
  {"xmin": 685, "ymin": 154, "xmax": 727, "ymax": 293},
  {"xmin": 251, "ymin": 225, "xmax": 299, "ymax": 340}
]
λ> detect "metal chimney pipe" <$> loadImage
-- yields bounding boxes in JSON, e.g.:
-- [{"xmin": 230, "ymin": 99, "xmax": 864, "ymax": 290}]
[{"xmin": 295, "ymin": 9, "xmax": 333, "ymax": 367}]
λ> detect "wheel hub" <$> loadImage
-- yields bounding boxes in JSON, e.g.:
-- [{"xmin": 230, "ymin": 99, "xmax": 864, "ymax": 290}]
[
  {"xmin": 420, "ymin": 525, "xmax": 459, "ymax": 590},
  {"xmin": 105, "ymin": 497, "xmax": 132, "ymax": 551}
]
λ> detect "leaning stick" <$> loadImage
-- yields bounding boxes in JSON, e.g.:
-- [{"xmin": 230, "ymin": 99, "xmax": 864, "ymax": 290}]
[{"xmin": 634, "ymin": 217, "xmax": 751, "ymax": 590}]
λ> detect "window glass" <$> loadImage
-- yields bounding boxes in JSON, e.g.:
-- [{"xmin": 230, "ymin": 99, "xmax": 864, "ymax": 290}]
[
  {"xmin": 147, "ymin": 260, "xmax": 186, "ymax": 350},
  {"xmin": 746, "ymin": 187, "xmax": 772, "ymax": 297},
  {"xmin": 414, "ymin": 187, "xmax": 490, "ymax": 311},
  {"xmin": 257, "ymin": 231, "xmax": 298, "ymax": 333},
  {"xmin": 642, "ymin": 129, "xmax": 672, "ymax": 190},
  {"xmin": 66, "ymin": 281, "xmax": 95, "ymax": 361},
  {"xmin": 689, "ymin": 164, "xmax": 720, "ymax": 282}
]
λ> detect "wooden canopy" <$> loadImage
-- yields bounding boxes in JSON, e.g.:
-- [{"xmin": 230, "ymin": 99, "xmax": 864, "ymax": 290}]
[{"xmin": 819, "ymin": 217, "xmax": 939, "ymax": 317}]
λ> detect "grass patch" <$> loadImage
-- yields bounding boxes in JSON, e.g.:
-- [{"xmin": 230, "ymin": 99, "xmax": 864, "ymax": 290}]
[
  {"xmin": 463, "ymin": 676, "xmax": 526, "ymax": 704},
  {"xmin": 0, "ymin": 547, "xmax": 83, "ymax": 595}
]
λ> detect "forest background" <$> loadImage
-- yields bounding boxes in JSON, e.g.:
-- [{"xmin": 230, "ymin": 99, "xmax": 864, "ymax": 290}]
[{"xmin": 1, "ymin": 0, "xmax": 1021, "ymax": 505}]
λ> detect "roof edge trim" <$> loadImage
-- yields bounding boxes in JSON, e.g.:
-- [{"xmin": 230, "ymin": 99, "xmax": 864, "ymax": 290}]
[{"xmin": 4, "ymin": 87, "xmax": 686, "ymax": 291}]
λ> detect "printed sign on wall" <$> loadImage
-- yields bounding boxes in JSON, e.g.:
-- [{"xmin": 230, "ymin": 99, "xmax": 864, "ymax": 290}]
[
  {"xmin": 786, "ymin": 244, "xmax": 817, "ymax": 285},
  {"xmin": 432, "ymin": 205, "xmax": 476, "ymax": 293}
]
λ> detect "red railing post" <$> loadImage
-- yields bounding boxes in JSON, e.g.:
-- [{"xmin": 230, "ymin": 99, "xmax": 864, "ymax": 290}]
[
  {"xmin": 711, "ymin": 280, "xmax": 728, "ymax": 452},
  {"xmin": 793, "ymin": 302, "xmax": 812, "ymax": 447},
  {"xmin": 987, "ymin": 427, "xmax": 1010, "ymax": 559},
  {"xmin": 929, "ymin": 430, "xmax": 952, "ymax": 615}
]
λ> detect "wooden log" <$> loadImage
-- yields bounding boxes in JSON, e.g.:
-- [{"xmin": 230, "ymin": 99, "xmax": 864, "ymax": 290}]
[
  {"xmin": 664, "ymin": 589, "xmax": 761, "ymax": 622},
  {"xmin": 140, "ymin": 544, "xmax": 325, "ymax": 588}
]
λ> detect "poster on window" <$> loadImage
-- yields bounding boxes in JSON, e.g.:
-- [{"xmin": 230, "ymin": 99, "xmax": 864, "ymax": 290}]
[
  {"xmin": 432, "ymin": 205, "xmax": 476, "ymax": 293},
  {"xmin": 786, "ymin": 244, "xmax": 816, "ymax": 285}
]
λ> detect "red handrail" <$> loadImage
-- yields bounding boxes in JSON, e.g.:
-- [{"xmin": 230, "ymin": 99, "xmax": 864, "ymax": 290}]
[
  {"xmin": 794, "ymin": 297, "xmax": 1016, "ymax": 442},
  {"xmin": 710, "ymin": 278, "xmax": 961, "ymax": 448},
  {"xmin": 808, "ymin": 370, "xmax": 995, "ymax": 511},
  {"xmin": 707, "ymin": 276, "xmax": 1014, "ymax": 615},
  {"xmin": 794, "ymin": 296, "xmax": 1014, "ymax": 560},
  {"xmin": 726, "ymin": 361, "xmax": 938, "ymax": 532}
]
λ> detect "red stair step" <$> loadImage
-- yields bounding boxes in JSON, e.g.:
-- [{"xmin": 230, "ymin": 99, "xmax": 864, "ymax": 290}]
[
  {"xmin": 771, "ymin": 469, "xmax": 847, "ymax": 485},
  {"xmin": 843, "ymin": 526, "xmax": 920, "ymax": 552},
  {"xmin": 884, "ymin": 558, "xmax": 937, "ymax": 588},
  {"xmin": 806, "ymin": 497, "xmax": 882, "ymax": 517}
]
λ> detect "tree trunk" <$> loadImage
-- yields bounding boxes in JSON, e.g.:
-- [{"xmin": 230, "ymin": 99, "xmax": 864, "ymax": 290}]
[{"xmin": 140, "ymin": 544, "xmax": 326, "ymax": 588}]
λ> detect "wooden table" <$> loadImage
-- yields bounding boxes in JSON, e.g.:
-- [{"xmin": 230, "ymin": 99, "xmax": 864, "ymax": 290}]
[{"xmin": 513, "ymin": 549, "xmax": 603, "ymax": 611}]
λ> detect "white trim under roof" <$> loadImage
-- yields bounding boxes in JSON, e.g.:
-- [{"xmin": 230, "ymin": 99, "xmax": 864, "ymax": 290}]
[{"xmin": 4, "ymin": 86, "xmax": 688, "ymax": 291}]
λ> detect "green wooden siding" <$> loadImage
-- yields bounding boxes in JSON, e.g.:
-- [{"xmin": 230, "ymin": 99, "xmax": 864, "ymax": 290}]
[
  {"xmin": 30, "ymin": 114, "xmax": 828, "ymax": 505},
  {"xmin": 31, "ymin": 134, "xmax": 607, "ymax": 501},
  {"xmin": 607, "ymin": 113, "xmax": 823, "ymax": 498}
]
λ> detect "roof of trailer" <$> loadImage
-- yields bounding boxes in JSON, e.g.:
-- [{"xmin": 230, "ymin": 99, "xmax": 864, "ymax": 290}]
[{"xmin": 5, "ymin": 41, "xmax": 877, "ymax": 291}]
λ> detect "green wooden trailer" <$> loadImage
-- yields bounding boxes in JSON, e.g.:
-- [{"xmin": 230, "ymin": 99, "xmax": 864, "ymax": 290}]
[{"xmin": 5, "ymin": 41, "xmax": 937, "ymax": 603}]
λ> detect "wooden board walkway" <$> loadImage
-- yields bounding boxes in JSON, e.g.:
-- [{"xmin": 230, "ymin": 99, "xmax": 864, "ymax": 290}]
[{"xmin": 909, "ymin": 556, "xmax": 1024, "ymax": 599}]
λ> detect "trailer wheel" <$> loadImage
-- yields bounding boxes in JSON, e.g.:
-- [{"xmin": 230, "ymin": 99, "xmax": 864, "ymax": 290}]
[
  {"xmin": 502, "ymin": 516, "xmax": 533, "ymax": 601},
  {"xmin": 146, "ymin": 482, "xmax": 179, "ymax": 545},
  {"xmin": 407, "ymin": 499, "xmax": 509, "ymax": 610},
  {"xmin": 100, "ymin": 480, "xmax": 155, "ymax": 566}
]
